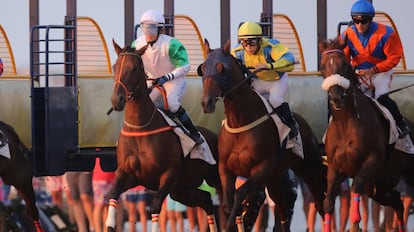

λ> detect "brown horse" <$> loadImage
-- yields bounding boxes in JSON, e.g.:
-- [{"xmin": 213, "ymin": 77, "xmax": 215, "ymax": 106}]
[
  {"xmin": 105, "ymin": 40, "xmax": 222, "ymax": 232},
  {"xmin": 199, "ymin": 39, "xmax": 326, "ymax": 232},
  {"xmin": 0, "ymin": 121, "xmax": 43, "ymax": 232},
  {"xmin": 319, "ymin": 37, "xmax": 414, "ymax": 232}
]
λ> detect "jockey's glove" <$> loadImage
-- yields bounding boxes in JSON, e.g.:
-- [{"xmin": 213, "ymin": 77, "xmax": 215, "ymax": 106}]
[{"xmin": 152, "ymin": 75, "xmax": 169, "ymax": 86}]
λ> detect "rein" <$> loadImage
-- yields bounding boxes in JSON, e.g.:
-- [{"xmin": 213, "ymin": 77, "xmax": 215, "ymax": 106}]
[
  {"xmin": 114, "ymin": 49, "xmax": 174, "ymax": 137},
  {"xmin": 220, "ymin": 59, "xmax": 258, "ymax": 98},
  {"xmin": 113, "ymin": 51, "xmax": 148, "ymax": 102}
]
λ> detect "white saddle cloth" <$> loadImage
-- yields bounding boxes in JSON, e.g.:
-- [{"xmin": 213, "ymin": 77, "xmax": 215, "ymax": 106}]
[{"xmin": 158, "ymin": 110, "xmax": 216, "ymax": 165}]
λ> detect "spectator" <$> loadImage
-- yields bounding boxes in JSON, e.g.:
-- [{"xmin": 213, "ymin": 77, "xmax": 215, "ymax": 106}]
[
  {"xmin": 124, "ymin": 185, "xmax": 149, "ymax": 232},
  {"xmin": 44, "ymin": 174, "xmax": 75, "ymax": 223},
  {"xmin": 166, "ymin": 194, "xmax": 186, "ymax": 232},
  {"xmin": 66, "ymin": 171, "xmax": 94, "ymax": 232},
  {"xmin": 92, "ymin": 157, "xmax": 121, "ymax": 232}
]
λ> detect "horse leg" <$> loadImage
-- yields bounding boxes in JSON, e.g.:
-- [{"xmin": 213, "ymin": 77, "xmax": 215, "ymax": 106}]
[
  {"xmin": 226, "ymin": 178, "xmax": 258, "ymax": 232},
  {"xmin": 170, "ymin": 187, "xmax": 219, "ymax": 232},
  {"xmin": 372, "ymin": 185, "xmax": 405, "ymax": 232},
  {"xmin": 105, "ymin": 170, "xmax": 139, "ymax": 232},
  {"xmin": 323, "ymin": 166, "xmax": 344, "ymax": 232},
  {"xmin": 15, "ymin": 182, "xmax": 43, "ymax": 232},
  {"xmin": 218, "ymin": 162, "xmax": 236, "ymax": 230},
  {"xmin": 267, "ymin": 172, "xmax": 297, "ymax": 232}
]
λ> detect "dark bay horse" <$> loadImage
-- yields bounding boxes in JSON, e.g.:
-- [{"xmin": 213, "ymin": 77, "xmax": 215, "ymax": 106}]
[
  {"xmin": 105, "ymin": 40, "xmax": 222, "ymax": 232},
  {"xmin": 199, "ymin": 39, "xmax": 326, "ymax": 232},
  {"xmin": 0, "ymin": 121, "xmax": 43, "ymax": 232},
  {"xmin": 319, "ymin": 37, "xmax": 414, "ymax": 232}
]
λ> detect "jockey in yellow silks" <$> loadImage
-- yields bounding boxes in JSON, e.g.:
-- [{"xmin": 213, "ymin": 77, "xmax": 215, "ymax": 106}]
[{"xmin": 231, "ymin": 21, "xmax": 298, "ymax": 138}]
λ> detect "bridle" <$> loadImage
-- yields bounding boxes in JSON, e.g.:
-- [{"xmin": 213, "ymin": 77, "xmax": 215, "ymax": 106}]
[{"xmin": 113, "ymin": 51, "xmax": 148, "ymax": 102}]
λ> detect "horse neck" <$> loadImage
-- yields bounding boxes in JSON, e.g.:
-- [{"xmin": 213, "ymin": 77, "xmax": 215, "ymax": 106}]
[
  {"xmin": 223, "ymin": 67, "xmax": 268, "ymax": 126},
  {"xmin": 124, "ymin": 95, "xmax": 157, "ymax": 127},
  {"xmin": 330, "ymin": 87, "xmax": 375, "ymax": 125}
]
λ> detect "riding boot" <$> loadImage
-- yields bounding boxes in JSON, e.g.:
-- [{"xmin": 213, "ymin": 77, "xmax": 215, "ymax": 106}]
[
  {"xmin": 274, "ymin": 102, "xmax": 299, "ymax": 139},
  {"xmin": 175, "ymin": 106, "xmax": 204, "ymax": 145},
  {"xmin": 377, "ymin": 95, "xmax": 411, "ymax": 138}
]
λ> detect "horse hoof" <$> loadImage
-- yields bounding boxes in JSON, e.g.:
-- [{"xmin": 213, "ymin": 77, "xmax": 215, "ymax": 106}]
[{"xmin": 106, "ymin": 227, "xmax": 115, "ymax": 232}]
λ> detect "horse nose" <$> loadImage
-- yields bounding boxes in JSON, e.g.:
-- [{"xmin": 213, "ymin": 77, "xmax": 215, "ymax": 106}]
[
  {"xmin": 201, "ymin": 96, "xmax": 216, "ymax": 113},
  {"xmin": 111, "ymin": 95, "xmax": 126, "ymax": 111}
]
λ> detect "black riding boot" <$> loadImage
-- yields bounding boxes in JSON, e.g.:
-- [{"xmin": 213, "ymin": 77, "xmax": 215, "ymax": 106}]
[
  {"xmin": 175, "ymin": 107, "xmax": 204, "ymax": 145},
  {"xmin": 377, "ymin": 95, "xmax": 411, "ymax": 138},
  {"xmin": 274, "ymin": 102, "xmax": 299, "ymax": 138}
]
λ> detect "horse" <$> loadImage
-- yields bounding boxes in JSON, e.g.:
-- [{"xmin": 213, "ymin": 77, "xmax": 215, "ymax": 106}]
[
  {"xmin": 105, "ymin": 40, "xmax": 223, "ymax": 232},
  {"xmin": 199, "ymin": 39, "xmax": 327, "ymax": 232},
  {"xmin": 0, "ymin": 121, "xmax": 44, "ymax": 232},
  {"xmin": 319, "ymin": 37, "xmax": 414, "ymax": 232}
]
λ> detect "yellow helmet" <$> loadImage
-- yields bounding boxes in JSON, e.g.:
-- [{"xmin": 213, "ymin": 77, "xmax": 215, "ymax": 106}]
[{"xmin": 237, "ymin": 21, "xmax": 262, "ymax": 40}]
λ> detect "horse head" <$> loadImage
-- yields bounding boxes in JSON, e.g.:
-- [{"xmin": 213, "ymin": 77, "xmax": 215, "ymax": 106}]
[
  {"xmin": 319, "ymin": 37, "xmax": 358, "ymax": 110},
  {"xmin": 199, "ymin": 39, "xmax": 244, "ymax": 113},
  {"xmin": 111, "ymin": 39, "xmax": 148, "ymax": 111}
]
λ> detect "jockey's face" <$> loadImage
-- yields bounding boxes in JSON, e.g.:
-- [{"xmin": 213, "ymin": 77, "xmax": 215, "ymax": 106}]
[
  {"xmin": 141, "ymin": 23, "xmax": 160, "ymax": 43},
  {"xmin": 241, "ymin": 38, "xmax": 260, "ymax": 55},
  {"xmin": 352, "ymin": 16, "xmax": 371, "ymax": 34}
]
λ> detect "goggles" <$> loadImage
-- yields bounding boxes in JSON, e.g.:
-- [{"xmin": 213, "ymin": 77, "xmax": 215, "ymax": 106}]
[
  {"xmin": 352, "ymin": 17, "xmax": 371, "ymax": 25},
  {"xmin": 140, "ymin": 23, "xmax": 160, "ymax": 36},
  {"xmin": 241, "ymin": 39, "xmax": 259, "ymax": 47}
]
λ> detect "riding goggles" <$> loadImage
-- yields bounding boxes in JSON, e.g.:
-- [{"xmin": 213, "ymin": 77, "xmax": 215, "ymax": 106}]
[
  {"xmin": 140, "ymin": 23, "xmax": 161, "ymax": 36},
  {"xmin": 241, "ymin": 39, "xmax": 259, "ymax": 47},
  {"xmin": 352, "ymin": 17, "xmax": 371, "ymax": 25}
]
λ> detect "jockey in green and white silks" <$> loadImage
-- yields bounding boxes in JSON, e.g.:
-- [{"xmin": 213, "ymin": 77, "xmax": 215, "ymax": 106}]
[{"xmin": 132, "ymin": 9, "xmax": 203, "ymax": 144}]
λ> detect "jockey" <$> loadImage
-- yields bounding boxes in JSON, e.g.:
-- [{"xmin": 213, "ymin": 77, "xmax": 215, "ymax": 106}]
[
  {"xmin": 132, "ymin": 9, "xmax": 203, "ymax": 144},
  {"xmin": 231, "ymin": 21, "xmax": 298, "ymax": 138},
  {"xmin": 341, "ymin": 0, "xmax": 410, "ymax": 137}
]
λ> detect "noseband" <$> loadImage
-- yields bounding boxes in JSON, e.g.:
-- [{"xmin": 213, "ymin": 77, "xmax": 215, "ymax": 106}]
[{"xmin": 114, "ymin": 52, "xmax": 147, "ymax": 101}]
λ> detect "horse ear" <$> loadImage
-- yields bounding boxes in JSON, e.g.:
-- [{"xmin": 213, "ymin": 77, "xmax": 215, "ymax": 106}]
[
  {"xmin": 338, "ymin": 35, "xmax": 348, "ymax": 50},
  {"xmin": 204, "ymin": 39, "xmax": 211, "ymax": 55},
  {"xmin": 318, "ymin": 39, "xmax": 327, "ymax": 53},
  {"xmin": 136, "ymin": 44, "xmax": 148, "ymax": 56},
  {"xmin": 197, "ymin": 63, "xmax": 204, "ymax": 77},
  {"xmin": 223, "ymin": 39, "xmax": 231, "ymax": 55},
  {"xmin": 113, "ymin": 39, "xmax": 122, "ymax": 55}
]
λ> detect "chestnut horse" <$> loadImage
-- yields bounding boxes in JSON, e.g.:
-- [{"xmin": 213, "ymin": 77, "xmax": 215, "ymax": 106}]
[
  {"xmin": 0, "ymin": 121, "xmax": 43, "ymax": 232},
  {"xmin": 105, "ymin": 40, "xmax": 222, "ymax": 232},
  {"xmin": 319, "ymin": 37, "xmax": 414, "ymax": 232},
  {"xmin": 199, "ymin": 39, "xmax": 326, "ymax": 232}
]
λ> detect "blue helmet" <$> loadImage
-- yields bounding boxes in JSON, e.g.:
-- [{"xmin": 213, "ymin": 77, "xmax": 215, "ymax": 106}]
[{"xmin": 351, "ymin": 0, "xmax": 375, "ymax": 17}]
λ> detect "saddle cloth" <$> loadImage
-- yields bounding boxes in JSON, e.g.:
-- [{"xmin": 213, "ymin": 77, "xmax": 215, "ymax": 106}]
[
  {"xmin": 323, "ymin": 98, "xmax": 414, "ymax": 155},
  {"xmin": 158, "ymin": 110, "xmax": 216, "ymax": 165},
  {"xmin": 370, "ymin": 97, "xmax": 414, "ymax": 154},
  {"xmin": 0, "ymin": 145, "xmax": 10, "ymax": 159},
  {"xmin": 222, "ymin": 91, "xmax": 304, "ymax": 159}
]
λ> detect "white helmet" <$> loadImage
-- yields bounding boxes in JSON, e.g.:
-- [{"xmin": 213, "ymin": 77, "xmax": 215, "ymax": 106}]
[{"xmin": 140, "ymin": 9, "xmax": 165, "ymax": 25}]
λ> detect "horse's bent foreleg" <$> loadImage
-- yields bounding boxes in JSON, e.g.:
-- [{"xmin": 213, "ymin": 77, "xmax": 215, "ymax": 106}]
[
  {"xmin": 267, "ymin": 172, "xmax": 298, "ymax": 232},
  {"xmin": 15, "ymin": 177, "xmax": 43, "ymax": 232},
  {"xmin": 226, "ymin": 178, "xmax": 256, "ymax": 232},
  {"xmin": 218, "ymin": 162, "xmax": 235, "ymax": 215},
  {"xmin": 372, "ymin": 186, "xmax": 405, "ymax": 232},
  {"xmin": 323, "ymin": 166, "xmax": 343, "ymax": 232},
  {"xmin": 150, "ymin": 170, "xmax": 178, "ymax": 232},
  {"xmin": 171, "ymin": 188, "xmax": 218, "ymax": 232}
]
